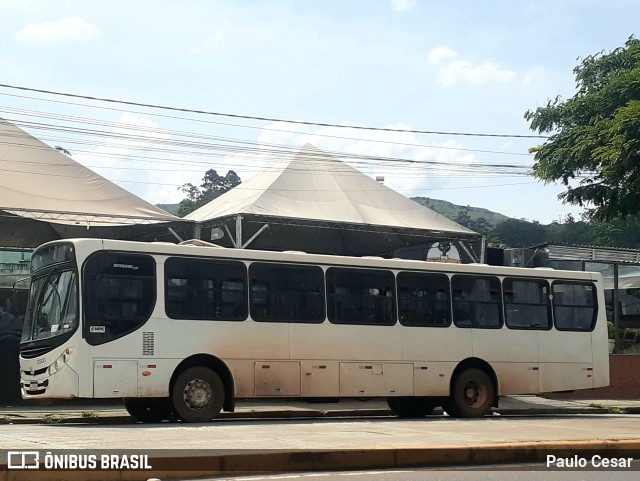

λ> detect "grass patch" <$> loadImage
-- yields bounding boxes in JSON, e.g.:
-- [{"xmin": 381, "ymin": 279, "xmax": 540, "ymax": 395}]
[
  {"xmin": 607, "ymin": 406, "xmax": 628, "ymax": 415},
  {"xmin": 588, "ymin": 403, "xmax": 605, "ymax": 409},
  {"xmin": 81, "ymin": 411, "xmax": 97, "ymax": 419},
  {"xmin": 42, "ymin": 414, "xmax": 66, "ymax": 424}
]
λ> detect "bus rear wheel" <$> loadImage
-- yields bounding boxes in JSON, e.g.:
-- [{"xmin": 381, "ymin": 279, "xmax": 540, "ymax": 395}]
[
  {"xmin": 172, "ymin": 366, "xmax": 225, "ymax": 423},
  {"xmin": 387, "ymin": 397, "xmax": 437, "ymax": 418},
  {"xmin": 124, "ymin": 398, "xmax": 175, "ymax": 423},
  {"xmin": 444, "ymin": 368, "xmax": 494, "ymax": 418}
]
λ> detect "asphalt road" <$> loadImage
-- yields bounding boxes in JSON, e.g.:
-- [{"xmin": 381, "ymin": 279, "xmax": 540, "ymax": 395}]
[{"xmin": 200, "ymin": 463, "xmax": 640, "ymax": 481}]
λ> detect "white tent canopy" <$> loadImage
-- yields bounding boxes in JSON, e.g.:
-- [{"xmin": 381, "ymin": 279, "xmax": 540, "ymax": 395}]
[
  {"xmin": 186, "ymin": 144, "xmax": 483, "ymax": 261},
  {"xmin": 0, "ymin": 118, "xmax": 178, "ymax": 226}
]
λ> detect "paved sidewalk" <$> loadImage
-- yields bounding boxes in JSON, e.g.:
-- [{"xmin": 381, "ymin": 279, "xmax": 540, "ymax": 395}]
[
  {"xmin": 1, "ymin": 395, "xmax": 640, "ymax": 425},
  {"xmin": 1, "ymin": 397, "xmax": 640, "ymax": 480}
]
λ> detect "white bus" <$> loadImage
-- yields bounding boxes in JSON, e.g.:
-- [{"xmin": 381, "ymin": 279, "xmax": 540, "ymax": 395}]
[{"xmin": 19, "ymin": 238, "xmax": 609, "ymax": 422}]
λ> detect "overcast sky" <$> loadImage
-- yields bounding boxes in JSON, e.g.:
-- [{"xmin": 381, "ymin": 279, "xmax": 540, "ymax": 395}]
[{"xmin": 1, "ymin": 0, "xmax": 637, "ymax": 223}]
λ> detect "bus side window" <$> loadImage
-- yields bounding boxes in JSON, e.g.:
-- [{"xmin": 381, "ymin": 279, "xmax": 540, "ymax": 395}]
[
  {"xmin": 553, "ymin": 282, "xmax": 596, "ymax": 331},
  {"xmin": 327, "ymin": 267, "xmax": 396, "ymax": 326},
  {"xmin": 164, "ymin": 257, "xmax": 247, "ymax": 322},
  {"xmin": 397, "ymin": 272, "xmax": 451, "ymax": 327},
  {"xmin": 251, "ymin": 281, "xmax": 269, "ymax": 319},
  {"xmin": 220, "ymin": 279, "xmax": 245, "ymax": 318},
  {"xmin": 249, "ymin": 263, "xmax": 325, "ymax": 323},
  {"xmin": 504, "ymin": 278, "xmax": 551, "ymax": 330},
  {"xmin": 451, "ymin": 275, "xmax": 502, "ymax": 329}
]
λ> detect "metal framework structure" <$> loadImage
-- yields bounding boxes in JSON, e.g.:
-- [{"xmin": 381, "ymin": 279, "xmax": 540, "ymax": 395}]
[{"xmin": 194, "ymin": 214, "xmax": 485, "ymax": 263}]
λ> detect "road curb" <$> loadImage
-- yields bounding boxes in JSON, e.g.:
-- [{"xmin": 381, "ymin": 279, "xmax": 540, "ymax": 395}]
[
  {"xmin": 2, "ymin": 405, "xmax": 639, "ymax": 425},
  {"xmin": 2, "ymin": 439, "xmax": 640, "ymax": 480}
]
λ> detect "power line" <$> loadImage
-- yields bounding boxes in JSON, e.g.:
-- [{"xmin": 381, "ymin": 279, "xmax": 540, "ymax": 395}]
[
  {"xmin": 0, "ymin": 119, "xmax": 536, "ymax": 176},
  {"xmin": 0, "ymin": 83, "xmax": 549, "ymax": 139},
  {"xmin": 0, "ymin": 101, "xmax": 534, "ymax": 157}
]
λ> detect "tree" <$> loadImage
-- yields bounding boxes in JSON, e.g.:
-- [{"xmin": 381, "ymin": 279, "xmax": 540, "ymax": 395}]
[
  {"xmin": 490, "ymin": 218, "xmax": 547, "ymax": 248},
  {"xmin": 545, "ymin": 214, "xmax": 597, "ymax": 246},
  {"xmin": 177, "ymin": 169, "xmax": 241, "ymax": 217},
  {"xmin": 592, "ymin": 214, "xmax": 640, "ymax": 248},
  {"xmin": 525, "ymin": 37, "xmax": 640, "ymax": 221},
  {"xmin": 455, "ymin": 209, "xmax": 473, "ymax": 228},
  {"xmin": 455, "ymin": 209, "xmax": 493, "ymax": 235}
]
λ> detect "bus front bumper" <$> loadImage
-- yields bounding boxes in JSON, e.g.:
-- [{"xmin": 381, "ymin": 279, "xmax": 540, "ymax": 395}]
[{"xmin": 21, "ymin": 365, "xmax": 80, "ymax": 399}]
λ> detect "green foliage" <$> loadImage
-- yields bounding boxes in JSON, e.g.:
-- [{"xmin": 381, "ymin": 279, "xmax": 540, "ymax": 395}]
[
  {"xmin": 412, "ymin": 197, "xmax": 510, "ymax": 229},
  {"xmin": 177, "ymin": 169, "xmax": 241, "ymax": 217},
  {"xmin": 525, "ymin": 37, "xmax": 640, "ymax": 221},
  {"xmin": 490, "ymin": 218, "xmax": 548, "ymax": 248},
  {"xmin": 607, "ymin": 406, "xmax": 628, "ymax": 415},
  {"xmin": 454, "ymin": 209, "xmax": 494, "ymax": 235},
  {"xmin": 418, "ymin": 196, "xmax": 640, "ymax": 249},
  {"xmin": 591, "ymin": 214, "xmax": 640, "ymax": 248},
  {"xmin": 42, "ymin": 414, "xmax": 65, "ymax": 424}
]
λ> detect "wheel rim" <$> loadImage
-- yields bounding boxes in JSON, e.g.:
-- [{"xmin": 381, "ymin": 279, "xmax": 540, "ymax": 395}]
[
  {"xmin": 183, "ymin": 378, "xmax": 213, "ymax": 410},
  {"xmin": 462, "ymin": 379, "xmax": 486, "ymax": 407}
]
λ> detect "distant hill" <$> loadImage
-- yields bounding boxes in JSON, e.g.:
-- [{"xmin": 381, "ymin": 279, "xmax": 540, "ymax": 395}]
[
  {"xmin": 157, "ymin": 203, "xmax": 180, "ymax": 216},
  {"xmin": 411, "ymin": 197, "xmax": 511, "ymax": 228}
]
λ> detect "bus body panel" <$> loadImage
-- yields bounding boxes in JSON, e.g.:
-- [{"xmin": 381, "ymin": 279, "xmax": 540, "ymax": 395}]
[
  {"xmin": 289, "ymin": 323, "xmax": 403, "ymax": 361},
  {"xmin": 301, "ymin": 360, "xmax": 339, "ymax": 397},
  {"xmin": 338, "ymin": 362, "xmax": 413, "ymax": 397},
  {"xmin": 538, "ymin": 330, "xmax": 595, "ymax": 392},
  {"xmin": 473, "ymin": 328, "xmax": 539, "ymax": 395},
  {"xmin": 412, "ymin": 361, "xmax": 455, "ymax": 396},
  {"xmin": 401, "ymin": 324, "xmax": 472, "ymax": 363},
  {"xmin": 254, "ymin": 361, "xmax": 301, "ymax": 396}
]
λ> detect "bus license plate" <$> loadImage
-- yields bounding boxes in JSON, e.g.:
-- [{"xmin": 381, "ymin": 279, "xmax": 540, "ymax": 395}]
[{"xmin": 29, "ymin": 382, "xmax": 38, "ymax": 390}]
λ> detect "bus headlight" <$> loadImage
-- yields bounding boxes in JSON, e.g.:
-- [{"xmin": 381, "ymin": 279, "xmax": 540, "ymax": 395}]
[{"xmin": 48, "ymin": 348, "xmax": 71, "ymax": 376}]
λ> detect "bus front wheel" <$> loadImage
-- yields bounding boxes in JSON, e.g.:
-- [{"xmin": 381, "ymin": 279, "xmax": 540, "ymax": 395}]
[
  {"xmin": 387, "ymin": 397, "xmax": 437, "ymax": 418},
  {"xmin": 172, "ymin": 366, "xmax": 225, "ymax": 423},
  {"xmin": 444, "ymin": 368, "xmax": 494, "ymax": 418}
]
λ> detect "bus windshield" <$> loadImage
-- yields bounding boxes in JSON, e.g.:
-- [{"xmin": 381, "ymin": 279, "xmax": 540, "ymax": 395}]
[{"xmin": 21, "ymin": 270, "xmax": 78, "ymax": 342}]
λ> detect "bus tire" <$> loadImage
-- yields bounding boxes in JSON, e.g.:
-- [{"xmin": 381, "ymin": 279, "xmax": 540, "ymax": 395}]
[
  {"xmin": 387, "ymin": 397, "xmax": 437, "ymax": 418},
  {"xmin": 172, "ymin": 366, "xmax": 225, "ymax": 423},
  {"xmin": 444, "ymin": 368, "xmax": 494, "ymax": 418},
  {"xmin": 124, "ymin": 398, "xmax": 175, "ymax": 423}
]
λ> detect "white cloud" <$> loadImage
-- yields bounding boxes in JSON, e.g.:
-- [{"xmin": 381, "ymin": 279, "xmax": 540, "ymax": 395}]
[
  {"xmin": 521, "ymin": 66, "xmax": 554, "ymax": 88},
  {"xmin": 14, "ymin": 16, "xmax": 102, "ymax": 45},
  {"xmin": 389, "ymin": 0, "xmax": 417, "ymax": 11},
  {"xmin": 188, "ymin": 21, "xmax": 230, "ymax": 55},
  {"xmin": 427, "ymin": 46, "xmax": 457, "ymax": 64},
  {"xmin": 427, "ymin": 46, "xmax": 516, "ymax": 88}
]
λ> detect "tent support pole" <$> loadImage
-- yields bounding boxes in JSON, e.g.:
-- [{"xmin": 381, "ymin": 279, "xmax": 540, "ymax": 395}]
[
  {"xmin": 193, "ymin": 223, "xmax": 202, "ymax": 240},
  {"xmin": 236, "ymin": 215, "xmax": 243, "ymax": 249},
  {"xmin": 613, "ymin": 263, "xmax": 621, "ymax": 353},
  {"xmin": 457, "ymin": 240, "xmax": 479, "ymax": 263},
  {"xmin": 168, "ymin": 227, "xmax": 184, "ymax": 242},
  {"xmin": 224, "ymin": 225, "xmax": 237, "ymax": 247},
  {"xmin": 242, "ymin": 224, "xmax": 269, "ymax": 249}
]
